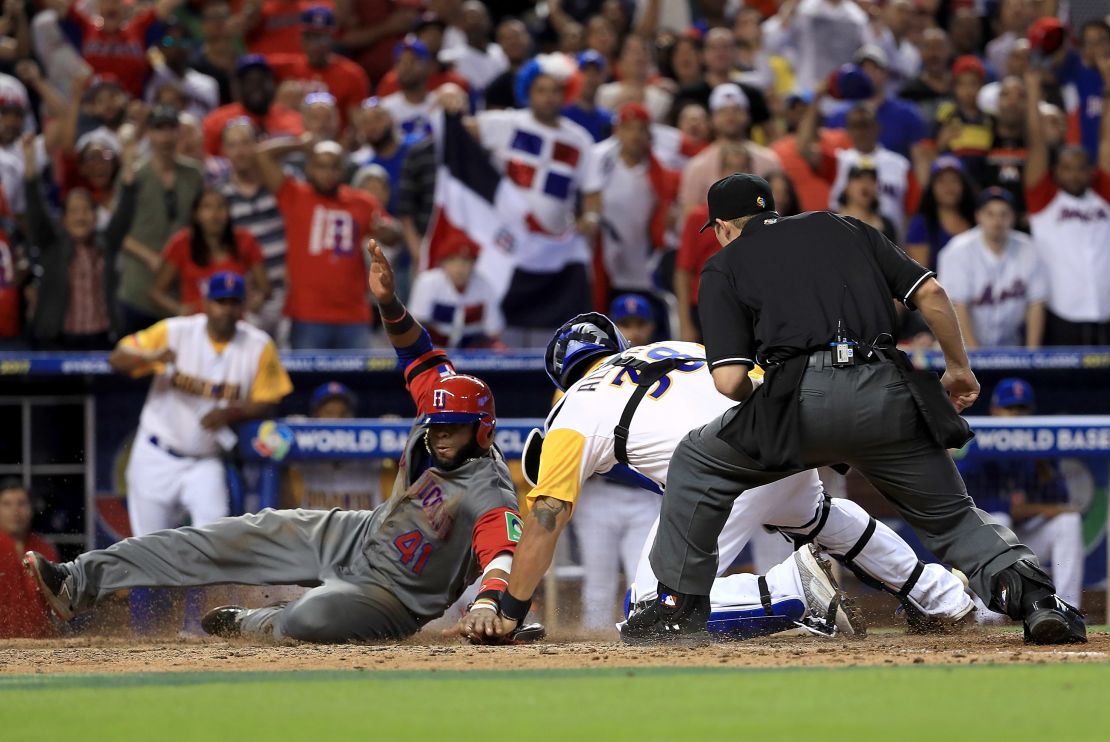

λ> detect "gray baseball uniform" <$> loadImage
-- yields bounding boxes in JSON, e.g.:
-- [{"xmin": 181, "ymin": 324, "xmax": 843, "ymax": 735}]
[{"xmin": 57, "ymin": 351, "xmax": 520, "ymax": 642}]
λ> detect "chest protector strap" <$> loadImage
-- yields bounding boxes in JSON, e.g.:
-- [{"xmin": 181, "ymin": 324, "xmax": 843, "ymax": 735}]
[{"xmin": 610, "ymin": 355, "xmax": 705, "ymax": 465}]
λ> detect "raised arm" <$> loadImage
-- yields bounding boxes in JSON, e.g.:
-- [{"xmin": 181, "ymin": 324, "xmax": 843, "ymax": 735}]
[
  {"xmin": 1098, "ymin": 56, "xmax": 1110, "ymax": 176},
  {"xmin": 21, "ymin": 133, "xmax": 55, "ymax": 247},
  {"xmin": 367, "ymin": 239, "xmax": 456, "ymax": 411},
  {"xmin": 254, "ymin": 135, "xmax": 309, "ymax": 194},
  {"xmin": 1023, "ymin": 69, "xmax": 1049, "ymax": 189}
]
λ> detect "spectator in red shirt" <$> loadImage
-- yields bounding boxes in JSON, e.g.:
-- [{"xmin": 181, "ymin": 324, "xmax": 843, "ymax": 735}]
[
  {"xmin": 0, "ymin": 480, "xmax": 59, "ymax": 639},
  {"xmin": 376, "ymin": 14, "xmax": 470, "ymax": 97},
  {"xmin": 0, "ymin": 225, "xmax": 25, "ymax": 350},
  {"xmin": 55, "ymin": 0, "xmax": 179, "ymax": 98},
  {"xmin": 266, "ymin": 5, "xmax": 370, "ymax": 135},
  {"xmin": 336, "ymin": 0, "xmax": 422, "ymax": 88},
  {"xmin": 242, "ymin": 0, "xmax": 316, "ymax": 56},
  {"xmin": 149, "ymin": 188, "xmax": 270, "ymax": 317},
  {"xmin": 202, "ymin": 55, "xmax": 304, "ymax": 156},
  {"xmin": 256, "ymin": 136, "xmax": 399, "ymax": 349}
]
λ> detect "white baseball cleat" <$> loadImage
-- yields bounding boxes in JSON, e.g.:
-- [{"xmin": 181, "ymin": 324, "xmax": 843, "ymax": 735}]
[{"xmin": 794, "ymin": 544, "xmax": 866, "ymax": 638}]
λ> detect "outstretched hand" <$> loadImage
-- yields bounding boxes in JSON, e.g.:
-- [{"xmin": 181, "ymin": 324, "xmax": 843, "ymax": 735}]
[
  {"xmin": 366, "ymin": 239, "xmax": 396, "ymax": 305},
  {"xmin": 442, "ymin": 608, "xmax": 519, "ymax": 644}
]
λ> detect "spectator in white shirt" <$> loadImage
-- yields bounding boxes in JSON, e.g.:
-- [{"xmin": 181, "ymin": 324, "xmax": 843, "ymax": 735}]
[
  {"xmin": 145, "ymin": 19, "xmax": 219, "ymax": 119},
  {"xmin": 408, "ymin": 235, "xmax": 504, "ymax": 349},
  {"xmin": 1023, "ymin": 64, "xmax": 1110, "ymax": 345},
  {"xmin": 595, "ymin": 34, "xmax": 673, "ymax": 122},
  {"xmin": 437, "ymin": 1, "xmax": 507, "ymax": 96},
  {"xmin": 937, "ymin": 187, "xmax": 1048, "ymax": 349},
  {"xmin": 380, "ymin": 38, "xmax": 438, "ymax": 140},
  {"xmin": 582, "ymin": 102, "xmax": 678, "ymax": 305},
  {"xmin": 763, "ymin": 0, "xmax": 869, "ymax": 91}
]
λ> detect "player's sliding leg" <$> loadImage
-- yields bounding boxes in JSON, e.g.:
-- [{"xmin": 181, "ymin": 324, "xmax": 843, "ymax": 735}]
[
  {"xmin": 209, "ymin": 581, "xmax": 421, "ymax": 642},
  {"xmin": 774, "ymin": 494, "xmax": 974, "ymax": 630},
  {"xmin": 24, "ymin": 508, "xmax": 370, "ymax": 621}
]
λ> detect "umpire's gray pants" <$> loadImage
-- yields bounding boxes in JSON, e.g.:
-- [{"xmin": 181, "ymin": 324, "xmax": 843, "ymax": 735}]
[
  {"xmin": 650, "ymin": 357, "xmax": 1036, "ymax": 604},
  {"xmin": 67, "ymin": 508, "xmax": 420, "ymax": 642}
]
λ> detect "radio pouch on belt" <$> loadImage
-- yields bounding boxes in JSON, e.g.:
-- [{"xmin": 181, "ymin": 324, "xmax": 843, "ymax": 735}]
[{"xmin": 872, "ymin": 346, "xmax": 974, "ymax": 450}]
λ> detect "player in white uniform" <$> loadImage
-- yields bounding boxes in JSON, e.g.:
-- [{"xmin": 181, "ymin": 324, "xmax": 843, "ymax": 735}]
[
  {"xmin": 458, "ymin": 314, "xmax": 972, "ymax": 642},
  {"xmin": 572, "ymin": 296, "xmax": 662, "ymax": 631},
  {"xmin": 109, "ymin": 272, "xmax": 293, "ymax": 536}
]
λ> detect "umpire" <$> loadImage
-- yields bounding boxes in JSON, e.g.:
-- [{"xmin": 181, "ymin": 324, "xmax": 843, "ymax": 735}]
[{"xmin": 624, "ymin": 174, "xmax": 1086, "ymax": 645}]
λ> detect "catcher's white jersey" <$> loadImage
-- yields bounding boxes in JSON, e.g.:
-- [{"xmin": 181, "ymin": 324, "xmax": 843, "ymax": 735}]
[
  {"xmin": 528, "ymin": 341, "xmax": 751, "ymax": 509},
  {"xmin": 124, "ymin": 315, "xmax": 292, "ymax": 457}
]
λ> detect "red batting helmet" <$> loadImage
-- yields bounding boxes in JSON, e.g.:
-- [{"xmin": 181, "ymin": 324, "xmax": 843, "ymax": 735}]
[{"xmin": 421, "ymin": 374, "xmax": 497, "ymax": 449}]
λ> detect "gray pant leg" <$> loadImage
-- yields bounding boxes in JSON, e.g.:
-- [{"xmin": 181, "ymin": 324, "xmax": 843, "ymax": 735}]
[
  {"xmin": 803, "ymin": 362, "xmax": 1040, "ymax": 602},
  {"xmin": 649, "ymin": 410, "xmax": 793, "ymax": 594},
  {"xmin": 240, "ymin": 581, "xmax": 420, "ymax": 642},
  {"xmin": 68, "ymin": 508, "xmax": 373, "ymax": 610}
]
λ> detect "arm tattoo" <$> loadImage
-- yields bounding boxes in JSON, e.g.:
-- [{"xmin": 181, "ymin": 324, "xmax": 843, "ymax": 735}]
[{"xmin": 532, "ymin": 497, "xmax": 569, "ymax": 533}]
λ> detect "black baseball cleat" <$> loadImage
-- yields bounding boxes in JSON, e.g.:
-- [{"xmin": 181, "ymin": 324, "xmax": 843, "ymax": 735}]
[
  {"xmin": 506, "ymin": 623, "xmax": 546, "ymax": 644},
  {"xmin": 201, "ymin": 606, "xmax": 248, "ymax": 638},
  {"xmin": 1023, "ymin": 596, "xmax": 1087, "ymax": 645},
  {"xmin": 23, "ymin": 551, "xmax": 76, "ymax": 621},
  {"xmin": 618, "ymin": 585, "xmax": 711, "ymax": 645}
]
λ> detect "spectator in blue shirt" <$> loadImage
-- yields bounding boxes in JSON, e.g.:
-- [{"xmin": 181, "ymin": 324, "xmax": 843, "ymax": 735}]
[
  {"xmin": 561, "ymin": 49, "xmax": 614, "ymax": 143},
  {"xmin": 1055, "ymin": 20, "xmax": 1110, "ymax": 163},
  {"xmin": 826, "ymin": 45, "xmax": 927, "ymax": 161}
]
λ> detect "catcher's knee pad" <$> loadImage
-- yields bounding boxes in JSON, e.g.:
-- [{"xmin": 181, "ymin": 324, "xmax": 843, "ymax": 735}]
[{"xmin": 774, "ymin": 496, "xmax": 926, "ymax": 602}]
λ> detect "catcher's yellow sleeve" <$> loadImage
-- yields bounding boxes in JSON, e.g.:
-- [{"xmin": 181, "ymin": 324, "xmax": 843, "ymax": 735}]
[
  {"xmin": 525, "ymin": 428, "xmax": 589, "ymax": 513},
  {"xmin": 250, "ymin": 341, "xmax": 294, "ymax": 403}
]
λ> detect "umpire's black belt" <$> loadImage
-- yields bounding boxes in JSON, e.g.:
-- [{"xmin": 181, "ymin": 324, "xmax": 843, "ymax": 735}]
[{"xmin": 806, "ymin": 350, "xmax": 881, "ymax": 369}]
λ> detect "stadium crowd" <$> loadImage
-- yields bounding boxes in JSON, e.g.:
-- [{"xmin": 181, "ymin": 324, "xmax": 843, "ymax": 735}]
[{"xmin": 0, "ymin": 0, "xmax": 1107, "ymax": 351}]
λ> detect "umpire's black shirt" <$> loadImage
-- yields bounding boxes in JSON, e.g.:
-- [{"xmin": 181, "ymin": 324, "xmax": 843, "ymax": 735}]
[{"xmin": 698, "ymin": 211, "xmax": 934, "ymax": 369}]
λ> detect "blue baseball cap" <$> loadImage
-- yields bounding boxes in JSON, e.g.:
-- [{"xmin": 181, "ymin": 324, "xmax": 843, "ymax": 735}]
[
  {"xmin": 301, "ymin": 5, "xmax": 336, "ymax": 30},
  {"xmin": 235, "ymin": 54, "xmax": 271, "ymax": 77},
  {"xmin": 394, "ymin": 36, "xmax": 430, "ymax": 61},
  {"xmin": 206, "ymin": 271, "xmax": 246, "ymax": 301},
  {"xmin": 310, "ymin": 381, "xmax": 356, "ymax": 414},
  {"xmin": 991, "ymin": 378, "xmax": 1036, "ymax": 410},
  {"xmin": 930, "ymin": 154, "xmax": 965, "ymax": 177},
  {"xmin": 576, "ymin": 49, "xmax": 607, "ymax": 72},
  {"xmin": 610, "ymin": 294, "xmax": 653, "ymax": 323},
  {"xmin": 978, "ymin": 186, "xmax": 1015, "ymax": 208}
]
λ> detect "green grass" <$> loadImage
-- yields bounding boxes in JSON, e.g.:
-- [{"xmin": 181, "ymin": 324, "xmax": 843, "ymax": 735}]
[{"xmin": 2, "ymin": 664, "xmax": 1107, "ymax": 741}]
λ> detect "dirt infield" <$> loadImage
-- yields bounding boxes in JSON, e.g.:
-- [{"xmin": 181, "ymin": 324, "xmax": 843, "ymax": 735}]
[{"xmin": 2, "ymin": 630, "xmax": 1107, "ymax": 675}]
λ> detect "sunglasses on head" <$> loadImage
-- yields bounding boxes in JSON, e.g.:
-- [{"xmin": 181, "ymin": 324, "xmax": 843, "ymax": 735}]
[{"xmin": 161, "ymin": 36, "xmax": 194, "ymax": 49}]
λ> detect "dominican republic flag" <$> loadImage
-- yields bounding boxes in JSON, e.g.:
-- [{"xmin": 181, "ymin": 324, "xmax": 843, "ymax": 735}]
[
  {"xmin": 423, "ymin": 113, "xmax": 591, "ymax": 329},
  {"xmin": 422, "ymin": 113, "xmax": 526, "ymax": 301}
]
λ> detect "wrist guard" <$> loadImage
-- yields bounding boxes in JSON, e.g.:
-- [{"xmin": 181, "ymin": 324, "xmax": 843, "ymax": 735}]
[{"xmin": 499, "ymin": 591, "xmax": 532, "ymax": 623}]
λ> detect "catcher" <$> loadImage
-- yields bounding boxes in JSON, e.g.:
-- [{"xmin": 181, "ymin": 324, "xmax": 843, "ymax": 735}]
[{"xmin": 24, "ymin": 242, "xmax": 541, "ymax": 644}]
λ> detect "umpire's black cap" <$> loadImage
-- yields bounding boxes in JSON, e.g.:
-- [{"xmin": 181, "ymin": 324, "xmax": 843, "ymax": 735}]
[{"xmin": 700, "ymin": 173, "xmax": 776, "ymax": 232}]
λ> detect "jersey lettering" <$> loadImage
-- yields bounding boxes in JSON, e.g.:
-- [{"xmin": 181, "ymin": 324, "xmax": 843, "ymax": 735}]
[
  {"xmin": 607, "ymin": 345, "xmax": 706, "ymax": 399},
  {"xmin": 392, "ymin": 529, "xmax": 435, "ymax": 575},
  {"xmin": 308, "ymin": 206, "xmax": 357, "ymax": 256}
]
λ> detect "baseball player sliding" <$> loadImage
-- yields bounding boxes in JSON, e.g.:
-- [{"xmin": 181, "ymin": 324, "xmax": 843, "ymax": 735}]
[
  {"xmin": 454, "ymin": 314, "xmax": 973, "ymax": 642},
  {"xmin": 24, "ymin": 244, "xmax": 540, "ymax": 644}
]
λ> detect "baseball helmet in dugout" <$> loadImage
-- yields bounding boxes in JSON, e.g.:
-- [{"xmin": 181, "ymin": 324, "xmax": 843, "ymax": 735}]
[
  {"xmin": 420, "ymin": 374, "xmax": 497, "ymax": 449},
  {"xmin": 545, "ymin": 312, "xmax": 629, "ymax": 391}
]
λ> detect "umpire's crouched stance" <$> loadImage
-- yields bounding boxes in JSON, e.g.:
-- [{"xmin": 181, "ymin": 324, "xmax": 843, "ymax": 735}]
[{"xmin": 624, "ymin": 174, "xmax": 1085, "ymax": 645}]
